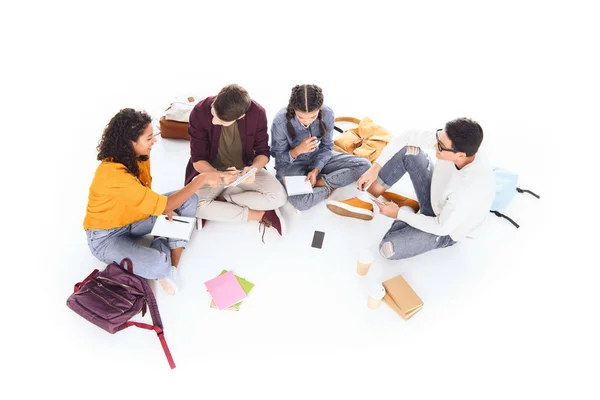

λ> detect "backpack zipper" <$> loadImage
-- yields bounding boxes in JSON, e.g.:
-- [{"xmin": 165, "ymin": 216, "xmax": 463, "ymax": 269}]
[
  {"xmin": 96, "ymin": 276, "xmax": 136, "ymax": 291},
  {"xmin": 88, "ymin": 290, "xmax": 124, "ymax": 313},
  {"xmin": 92, "ymin": 278, "xmax": 134, "ymax": 306}
]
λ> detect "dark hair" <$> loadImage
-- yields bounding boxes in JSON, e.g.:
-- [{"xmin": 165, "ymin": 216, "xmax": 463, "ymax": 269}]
[
  {"xmin": 285, "ymin": 84, "xmax": 326, "ymax": 139},
  {"xmin": 213, "ymin": 84, "xmax": 251, "ymax": 122},
  {"xmin": 444, "ymin": 118, "xmax": 483, "ymax": 157},
  {"xmin": 96, "ymin": 108, "xmax": 152, "ymax": 178}
]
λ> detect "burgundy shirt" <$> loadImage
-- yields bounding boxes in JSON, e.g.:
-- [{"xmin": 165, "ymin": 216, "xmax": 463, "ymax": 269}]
[{"xmin": 184, "ymin": 96, "xmax": 270, "ymax": 185}]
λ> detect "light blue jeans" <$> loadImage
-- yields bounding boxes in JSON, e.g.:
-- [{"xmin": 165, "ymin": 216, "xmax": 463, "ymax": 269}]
[
  {"xmin": 276, "ymin": 153, "xmax": 371, "ymax": 211},
  {"xmin": 85, "ymin": 192, "xmax": 198, "ymax": 280},
  {"xmin": 377, "ymin": 146, "xmax": 456, "ymax": 260}
]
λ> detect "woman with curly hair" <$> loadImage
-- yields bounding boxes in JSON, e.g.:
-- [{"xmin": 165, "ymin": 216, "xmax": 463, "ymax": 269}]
[
  {"xmin": 270, "ymin": 84, "xmax": 371, "ymax": 211},
  {"xmin": 83, "ymin": 108, "xmax": 236, "ymax": 295}
]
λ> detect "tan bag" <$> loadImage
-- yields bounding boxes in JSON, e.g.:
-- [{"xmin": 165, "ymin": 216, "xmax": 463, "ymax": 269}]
[
  {"xmin": 333, "ymin": 116, "xmax": 392, "ymax": 163},
  {"xmin": 159, "ymin": 117, "xmax": 190, "ymax": 140}
]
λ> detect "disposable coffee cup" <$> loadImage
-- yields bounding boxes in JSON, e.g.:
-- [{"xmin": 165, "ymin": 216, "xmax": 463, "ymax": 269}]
[
  {"xmin": 357, "ymin": 249, "xmax": 374, "ymax": 276},
  {"xmin": 367, "ymin": 283, "xmax": 386, "ymax": 309}
]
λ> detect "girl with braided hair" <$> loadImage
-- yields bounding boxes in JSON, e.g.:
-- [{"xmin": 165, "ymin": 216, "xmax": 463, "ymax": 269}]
[
  {"xmin": 83, "ymin": 108, "xmax": 236, "ymax": 295},
  {"xmin": 270, "ymin": 84, "xmax": 371, "ymax": 211}
]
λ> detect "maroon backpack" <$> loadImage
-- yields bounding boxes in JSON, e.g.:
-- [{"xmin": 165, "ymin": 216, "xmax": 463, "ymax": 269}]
[{"xmin": 66, "ymin": 258, "xmax": 176, "ymax": 369}]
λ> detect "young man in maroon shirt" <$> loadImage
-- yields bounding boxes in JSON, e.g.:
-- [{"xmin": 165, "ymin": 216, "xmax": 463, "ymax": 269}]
[{"xmin": 184, "ymin": 84, "xmax": 287, "ymax": 242}]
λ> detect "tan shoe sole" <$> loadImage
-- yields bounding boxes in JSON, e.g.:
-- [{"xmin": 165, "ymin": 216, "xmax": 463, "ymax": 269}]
[{"xmin": 326, "ymin": 201, "xmax": 374, "ymax": 221}]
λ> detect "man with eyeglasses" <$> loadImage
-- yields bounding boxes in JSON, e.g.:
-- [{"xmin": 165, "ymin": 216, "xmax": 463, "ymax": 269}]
[{"xmin": 327, "ymin": 118, "xmax": 495, "ymax": 260}]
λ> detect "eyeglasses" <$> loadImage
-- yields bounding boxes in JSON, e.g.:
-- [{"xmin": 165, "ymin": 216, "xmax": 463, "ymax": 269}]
[{"xmin": 436, "ymin": 129, "xmax": 459, "ymax": 153}]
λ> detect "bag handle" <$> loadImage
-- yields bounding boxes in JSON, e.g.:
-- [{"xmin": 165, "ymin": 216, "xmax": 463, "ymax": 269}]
[
  {"xmin": 120, "ymin": 258, "xmax": 133, "ymax": 274},
  {"xmin": 334, "ymin": 116, "xmax": 361, "ymax": 133}
]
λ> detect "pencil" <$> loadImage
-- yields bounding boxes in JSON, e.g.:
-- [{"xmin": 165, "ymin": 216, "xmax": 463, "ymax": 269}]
[{"xmin": 165, "ymin": 217, "xmax": 189, "ymax": 224}]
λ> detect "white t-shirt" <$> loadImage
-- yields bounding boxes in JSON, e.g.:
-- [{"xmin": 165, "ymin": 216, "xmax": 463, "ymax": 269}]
[{"xmin": 376, "ymin": 129, "xmax": 495, "ymax": 241}]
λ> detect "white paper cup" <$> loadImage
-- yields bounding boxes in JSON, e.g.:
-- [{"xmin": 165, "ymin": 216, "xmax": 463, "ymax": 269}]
[
  {"xmin": 367, "ymin": 283, "xmax": 386, "ymax": 309},
  {"xmin": 357, "ymin": 249, "xmax": 374, "ymax": 276}
]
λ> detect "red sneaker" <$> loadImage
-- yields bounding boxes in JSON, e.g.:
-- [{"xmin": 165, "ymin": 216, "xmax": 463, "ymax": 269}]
[{"xmin": 258, "ymin": 209, "xmax": 285, "ymax": 243}]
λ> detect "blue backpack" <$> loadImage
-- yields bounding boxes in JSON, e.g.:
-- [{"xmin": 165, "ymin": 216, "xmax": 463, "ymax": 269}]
[{"xmin": 491, "ymin": 168, "xmax": 540, "ymax": 228}]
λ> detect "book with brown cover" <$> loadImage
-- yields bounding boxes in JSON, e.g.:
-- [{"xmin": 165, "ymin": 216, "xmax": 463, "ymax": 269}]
[{"xmin": 382, "ymin": 275, "xmax": 423, "ymax": 320}]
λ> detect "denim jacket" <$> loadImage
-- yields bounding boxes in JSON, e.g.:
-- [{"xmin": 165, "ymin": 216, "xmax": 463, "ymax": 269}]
[{"xmin": 270, "ymin": 105, "xmax": 335, "ymax": 172}]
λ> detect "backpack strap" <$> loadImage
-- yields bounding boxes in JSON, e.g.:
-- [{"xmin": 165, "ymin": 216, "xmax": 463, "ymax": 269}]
[
  {"xmin": 119, "ymin": 258, "xmax": 176, "ymax": 369},
  {"xmin": 130, "ymin": 278, "xmax": 176, "ymax": 369},
  {"xmin": 73, "ymin": 269, "xmax": 99, "ymax": 292},
  {"xmin": 490, "ymin": 210, "xmax": 520, "ymax": 229},
  {"xmin": 516, "ymin": 187, "xmax": 540, "ymax": 199}
]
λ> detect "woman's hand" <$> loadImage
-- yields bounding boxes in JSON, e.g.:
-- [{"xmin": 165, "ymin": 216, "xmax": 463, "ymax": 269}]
[
  {"xmin": 199, "ymin": 171, "xmax": 224, "ymax": 187},
  {"xmin": 357, "ymin": 164, "xmax": 381, "ymax": 191},
  {"xmin": 163, "ymin": 210, "xmax": 179, "ymax": 221},
  {"xmin": 293, "ymin": 136, "xmax": 319, "ymax": 156},
  {"xmin": 306, "ymin": 168, "xmax": 319, "ymax": 187},
  {"xmin": 219, "ymin": 170, "xmax": 239, "ymax": 185}
]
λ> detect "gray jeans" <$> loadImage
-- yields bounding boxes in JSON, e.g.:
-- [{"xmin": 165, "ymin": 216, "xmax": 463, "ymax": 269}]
[
  {"xmin": 377, "ymin": 146, "xmax": 456, "ymax": 260},
  {"xmin": 276, "ymin": 153, "xmax": 371, "ymax": 211},
  {"xmin": 85, "ymin": 192, "xmax": 198, "ymax": 280}
]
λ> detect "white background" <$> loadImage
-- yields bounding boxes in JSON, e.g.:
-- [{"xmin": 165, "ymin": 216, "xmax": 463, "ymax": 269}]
[{"xmin": 2, "ymin": 1, "xmax": 598, "ymax": 399}]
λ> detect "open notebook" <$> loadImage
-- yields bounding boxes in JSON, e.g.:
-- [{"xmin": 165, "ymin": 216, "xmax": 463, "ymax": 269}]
[
  {"xmin": 283, "ymin": 175, "xmax": 314, "ymax": 196},
  {"xmin": 150, "ymin": 216, "xmax": 197, "ymax": 241}
]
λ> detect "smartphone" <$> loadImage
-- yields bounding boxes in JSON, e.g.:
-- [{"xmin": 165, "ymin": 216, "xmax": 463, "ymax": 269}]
[{"xmin": 311, "ymin": 231, "xmax": 325, "ymax": 249}]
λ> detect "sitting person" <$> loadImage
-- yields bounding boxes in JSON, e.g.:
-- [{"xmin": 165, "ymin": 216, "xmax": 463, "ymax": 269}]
[
  {"xmin": 84, "ymin": 108, "xmax": 236, "ymax": 295},
  {"xmin": 270, "ymin": 84, "xmax": 371, "ymax": 211},
  {"xmin": 184, "ymin": 84, "xmax": 287, "ymax": 242},
  {"xmin": 327, "ymin": 118, "xmax": 495, "ymax": 260}
]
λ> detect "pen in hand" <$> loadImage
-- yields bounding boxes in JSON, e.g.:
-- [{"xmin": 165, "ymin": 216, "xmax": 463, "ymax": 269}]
[{"xmin": 165, "ymin": 216, "xmax": 190, "ymax": 224}]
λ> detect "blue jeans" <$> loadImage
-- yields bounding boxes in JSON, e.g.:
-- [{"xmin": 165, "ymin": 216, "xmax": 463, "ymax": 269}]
[
  {"xmin": 376, "ymin": 146, "xmax": 455, "ymax": 260},
  {"xmin": 85, "ymin": 192, "xmax": 198, "ymax": 280},
  {"xmin": 276, "ymin": 153, "xmax": 371, "ymax": 211}
]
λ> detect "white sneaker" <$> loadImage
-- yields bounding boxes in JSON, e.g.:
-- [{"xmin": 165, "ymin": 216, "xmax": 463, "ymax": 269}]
[{"xmin": 159, "ymin": 266, "xmax": 180, "ymax": 295}]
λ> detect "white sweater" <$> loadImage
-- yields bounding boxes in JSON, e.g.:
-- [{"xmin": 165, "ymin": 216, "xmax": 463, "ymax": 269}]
[{"xmin": 376, "ymin": 129, "xmax": 495, "ymax": 241}]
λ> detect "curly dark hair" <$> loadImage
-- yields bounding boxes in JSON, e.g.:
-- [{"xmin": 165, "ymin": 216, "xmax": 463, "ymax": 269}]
[
  {"xmin": 285, "ymin": 84, "xmax": 326, "ymax": 139},
  {"xmin": 96, "ymin": 108, "xmax": 152, "ymax": 178}
]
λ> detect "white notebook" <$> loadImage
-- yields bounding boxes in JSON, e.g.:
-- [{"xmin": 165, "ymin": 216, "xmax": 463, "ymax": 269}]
[
  {"xmin": 283, "ymin": 176, "xmax": 314, "ymax": 196},
  {"xmin": 150, "ymin": 216, "xmax": 197, "ymax": 240}
]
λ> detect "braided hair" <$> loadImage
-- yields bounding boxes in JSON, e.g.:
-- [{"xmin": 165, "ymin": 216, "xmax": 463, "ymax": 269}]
[
  {"xmin": 285, "ymin": 84, "xmax": 326, "ymax": 139},
  {"xmin": 96, "ymin": 108, "xmax": 152, "ymax": 178}
]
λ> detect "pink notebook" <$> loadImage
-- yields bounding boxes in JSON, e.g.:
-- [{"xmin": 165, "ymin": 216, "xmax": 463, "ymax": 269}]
[{"xmin": 204, "ymin": 270, "xmax": 247, "ymax": 310}]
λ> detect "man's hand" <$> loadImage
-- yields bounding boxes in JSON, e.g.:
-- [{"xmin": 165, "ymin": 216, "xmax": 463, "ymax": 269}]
[
  {"xmin": 240, "ymin": 166, "xmax": 257, "ymax": 184},
  {"xmin": 376, "ymin": 201, "xmax": 400, "ymax": 219},
  {"xmin": 306, "ymin": 168, "xmax": 319, "ymax": 187},
  {"xmin": 357, "ymin": 164, "xmax": 381, "ymax": 191},
  {"xmin": 163, "ymin": 210, "xmax": 178, "ymax": 221}
]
